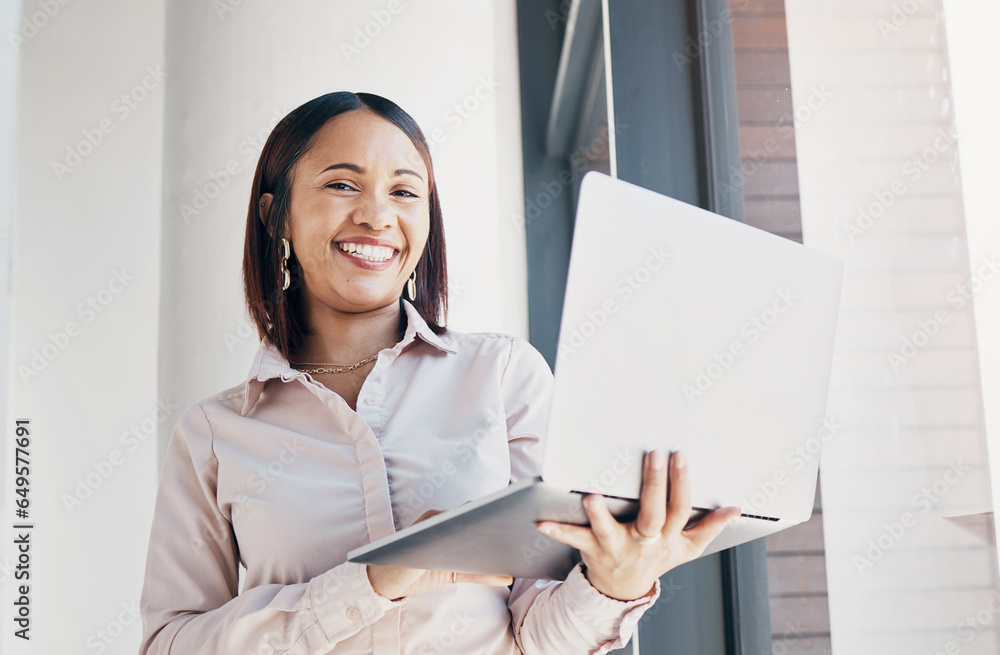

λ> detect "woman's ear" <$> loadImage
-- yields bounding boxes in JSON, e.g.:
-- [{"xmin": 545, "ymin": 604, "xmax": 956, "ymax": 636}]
[{"xmin": 258, "ymin": 193, "xmax": 275, "ymax": 236}]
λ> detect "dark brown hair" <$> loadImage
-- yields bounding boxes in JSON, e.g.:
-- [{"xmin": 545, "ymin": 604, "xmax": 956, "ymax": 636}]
[{"xmin": 242, "ymin": 92, "xmax": 448, "ymax": 361}]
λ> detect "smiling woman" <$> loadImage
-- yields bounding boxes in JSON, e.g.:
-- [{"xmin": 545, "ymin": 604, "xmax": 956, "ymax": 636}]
[
  {"xmin": 248, "ymin": 101, "xmax": 440, "ymax": 412},
  {"xmin": 137, "ymin": 91, "xmax": 735, "ymax": 655},
  {"xmin": 242, "ymin": 92, "xmax": 449, "ymax": 368}
]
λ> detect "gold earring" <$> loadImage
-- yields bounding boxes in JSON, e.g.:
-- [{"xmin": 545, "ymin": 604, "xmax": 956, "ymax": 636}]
[
  {"xmin": 280, "ymin": 238, "xmax": 291, "ymax": 291},
  {"xmin": 406, "ymin": 268, "xmax": 417, "ymax": 301}
]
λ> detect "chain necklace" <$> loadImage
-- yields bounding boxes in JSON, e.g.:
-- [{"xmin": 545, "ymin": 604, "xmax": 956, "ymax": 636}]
[
  {"xmin": 292, "ymin": 320, "xmax": 405, "ymax": 375},
  {"xmin": 290, "ymin": 353, "xmax": 379, "ymax": 374}
]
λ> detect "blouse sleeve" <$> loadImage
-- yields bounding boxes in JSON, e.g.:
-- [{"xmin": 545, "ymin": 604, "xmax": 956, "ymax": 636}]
[
  {"xmin": 501, "ymin": 337, "xmax": 661, "ymax": 655},
  {"xmin": 138, "ymin": 403, "xmax": 403, "ymax": 655}
]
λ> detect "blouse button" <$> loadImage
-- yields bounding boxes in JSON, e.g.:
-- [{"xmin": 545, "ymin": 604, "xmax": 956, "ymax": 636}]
[
  {"xmin": 365, "ymin": 396, "xmax": 378, "ymax": 406},
  {"xmin": 345, "ymin": 605, "xmax": 362, "ymax": 620}
]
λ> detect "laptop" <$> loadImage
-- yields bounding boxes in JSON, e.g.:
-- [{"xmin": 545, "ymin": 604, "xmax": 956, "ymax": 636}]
[{"xmin": 347, "ymin": 171, "xmax": 844, "ymax": 580}]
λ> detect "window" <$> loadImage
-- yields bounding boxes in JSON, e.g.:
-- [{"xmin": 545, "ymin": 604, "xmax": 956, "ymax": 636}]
[{"xmin": 518, "ymin": 0, "xmax": 999, "ymax": 652}]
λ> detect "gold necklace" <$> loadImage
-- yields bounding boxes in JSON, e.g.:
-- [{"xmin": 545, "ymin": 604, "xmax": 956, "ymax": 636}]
[{"xmin": 290, "ymin": 353, "xmax": 379, "ymax": 374}]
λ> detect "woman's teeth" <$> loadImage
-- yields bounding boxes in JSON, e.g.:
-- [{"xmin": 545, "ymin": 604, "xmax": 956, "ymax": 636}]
[{"xmin": 337, "ymin": 242, "xmax": 395, "ymax": 262}]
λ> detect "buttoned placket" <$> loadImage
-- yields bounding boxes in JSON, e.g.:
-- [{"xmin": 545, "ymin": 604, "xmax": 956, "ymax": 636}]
[
  {"xmin": 237, "ymin": 301, "xmax": 456, "ymax": 652},
  {"xmin": 355, "ymin": 348, "xmax": 391, "ymax": 434},
  {"xmin": 356, "ymin": 346, "xmax": 404, "ymax": 653},
  {"xmin": 270, "ymin": 347, "xmax": 404, "ymax": 653},
  {"xmin": 303, "ymin": 340, "xmax": 427, "ymax": 653}
]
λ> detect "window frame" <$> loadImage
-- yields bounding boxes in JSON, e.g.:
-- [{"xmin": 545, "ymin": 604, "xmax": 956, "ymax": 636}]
[{"xmin": 515, "ymin": 0, "xmax": 773, "ymax": 652}]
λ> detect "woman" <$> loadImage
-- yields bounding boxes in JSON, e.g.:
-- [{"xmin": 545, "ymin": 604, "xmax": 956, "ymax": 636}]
[{"xmin": 138, "ymin": 91, "xmax": 739, "ymax": 654}]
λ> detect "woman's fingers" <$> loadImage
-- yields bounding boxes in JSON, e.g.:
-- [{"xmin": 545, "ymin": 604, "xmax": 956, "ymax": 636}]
[
  {"xmin": 662, "ymin": 451, "xmax": 693, "ymax": 536},
  {"xmin": 535, "ymin": 494, "xmax": 621, "ymax": 556},
  {"xmin": 412, "ymin": 509, "xmax": 444, "ymax": 524},
  {"xmin": 634, "ymin": 450, "xmax": 668, "ymax": 538},
  {"xmin": 582, "ymin": 494, "xmax": 625, "ymax": 549},
  {"xmin": 366, "ymin": 564, "xmax": 425, "ymax": 600},
  {"xmin": 453, "ymin": 572, "xmax": 514, "ymax": 587},
  {"xmin": 536, "ymin": 520, "xmax": 600, "ymax": 553},
  {"xmin": 683, "ymin": 506, "xmax": 741, "ymax": 552}
]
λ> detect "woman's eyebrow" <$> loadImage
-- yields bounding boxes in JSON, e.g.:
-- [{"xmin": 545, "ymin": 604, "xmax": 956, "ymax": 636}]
[
  {"xmin": 318, "ymin": 162, "xmax": 424, "ymax": 182},
  {"xmin": 318, "ymin": 162, "xmax": 363, "ymax": 176},
  {"xmin": 393, "ymin": 168, "xmax": 424, "ymax": 182}
]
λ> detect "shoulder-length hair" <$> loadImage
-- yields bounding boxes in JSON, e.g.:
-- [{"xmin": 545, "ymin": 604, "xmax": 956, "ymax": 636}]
[{"xmin": 242, "ymin": 91, "xmax": 448, "ymax": 361}]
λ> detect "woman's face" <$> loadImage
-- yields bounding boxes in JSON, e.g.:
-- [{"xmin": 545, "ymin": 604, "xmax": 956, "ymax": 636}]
[{"xmin": 285, "ymin": 108, "xmax": 430, "ymax": 316}]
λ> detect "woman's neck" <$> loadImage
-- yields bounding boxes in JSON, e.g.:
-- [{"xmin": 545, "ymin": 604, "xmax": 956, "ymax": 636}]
[{"xmin": 292, "ymin": 298, "xmax": 405, "ymax": 365}]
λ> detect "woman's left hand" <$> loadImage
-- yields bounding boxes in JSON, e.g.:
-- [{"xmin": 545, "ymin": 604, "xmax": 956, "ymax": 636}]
[{"xmin": 536, "ymin": 450, "xmax": 741, "ymax": 601}]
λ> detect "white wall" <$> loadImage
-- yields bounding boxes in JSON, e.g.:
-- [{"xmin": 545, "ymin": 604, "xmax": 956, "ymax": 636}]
[
  {"xmin": 2, "ymin": 1, "xmax": 166, "ymax": 654},
  {"xmin": 0, "ymin": 0, "xmax": 18, "ymax": 434},
  {"xmin": 1, "ymin": 2, "xmax": 527, "ymax": 654},
  {"xmin": 0, "ymin": 0, "xmax": 20, "ymax": 645}
]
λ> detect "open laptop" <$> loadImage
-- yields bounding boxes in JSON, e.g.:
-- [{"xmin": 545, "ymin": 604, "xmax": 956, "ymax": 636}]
[{"xmin": 348, "ymin": 171, "xmax": 844, "ymax": 580}]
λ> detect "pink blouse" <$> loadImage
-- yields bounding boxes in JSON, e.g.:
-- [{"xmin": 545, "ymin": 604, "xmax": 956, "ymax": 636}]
[{"xmin": 138, "ymin": 298, "xmax": 660, "ymax": 654}]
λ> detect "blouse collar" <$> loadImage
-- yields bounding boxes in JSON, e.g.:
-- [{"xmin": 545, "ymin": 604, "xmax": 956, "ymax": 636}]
[{"xmin": 240, "ymin": 297, "xmax": 455, "ymax": 416}]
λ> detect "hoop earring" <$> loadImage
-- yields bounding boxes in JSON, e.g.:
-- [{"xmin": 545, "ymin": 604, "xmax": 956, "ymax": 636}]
[
  {"xmin": 406, "ymin": 268, "xmax": 417, "ymax": 301},
  {"xmin": 280, "ymin": 238, "xmax": 291, "ymax": 291}
]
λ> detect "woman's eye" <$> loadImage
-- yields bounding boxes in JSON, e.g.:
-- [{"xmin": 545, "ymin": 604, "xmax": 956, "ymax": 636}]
[
  {"xmin": 326, "ymin": 182, "xmax": 355, "ymax": 191},
  {"xmin": 393, "ymin": 190, "xmax": 417, "ymax": 198}
]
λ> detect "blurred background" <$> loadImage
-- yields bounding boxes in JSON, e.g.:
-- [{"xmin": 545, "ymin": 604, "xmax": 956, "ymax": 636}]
[{"xmin": 1, "ymin": 1, "xmax": 998, "ymax": 654}]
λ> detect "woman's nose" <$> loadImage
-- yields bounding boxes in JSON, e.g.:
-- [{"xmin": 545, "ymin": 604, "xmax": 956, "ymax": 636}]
[{"xmin": 352, "ymin": 193, "xmax": 396, "ymax": 231}]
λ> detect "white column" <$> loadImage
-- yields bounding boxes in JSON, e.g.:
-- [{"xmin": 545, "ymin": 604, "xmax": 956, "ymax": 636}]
[
  {"xmin": 943, "ymin": 0, "xmax": 1000, "ymax": 559},
  {"xmin": 786, "ymin": 0, "xmax": 999, "ymax": 652},
  {"xmin": 2, "ymin": 1, "xmax": 166, "ymax": 654},
  {"xmin": 0, "ymin": 0, "xmax": 21, "ymax": 644}
]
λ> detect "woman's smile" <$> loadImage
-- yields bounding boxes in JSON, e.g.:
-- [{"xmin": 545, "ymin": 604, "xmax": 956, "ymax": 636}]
[{"xmin": 333, "ymin": 238, "xmax": 401, "ymax": 271}]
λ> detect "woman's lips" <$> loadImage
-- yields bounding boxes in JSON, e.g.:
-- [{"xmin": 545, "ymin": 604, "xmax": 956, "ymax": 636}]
[{"xmin": 333, "ymin": 243, "xmax": 399, "ymax": 271}]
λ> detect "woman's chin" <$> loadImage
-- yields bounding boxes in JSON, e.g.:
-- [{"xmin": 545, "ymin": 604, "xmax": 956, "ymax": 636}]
[{"xmin": 327, "ymin": 288, "xmax": 401, "ymax": 313}]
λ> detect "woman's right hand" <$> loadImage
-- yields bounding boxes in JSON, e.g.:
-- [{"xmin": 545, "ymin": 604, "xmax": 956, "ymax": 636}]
[
  {"xmin": 365, "ymin": 510, "xmax": 513, "ymax": 601},
  {"xmin": 366, "ymin": 564, "xmax": 513, "ymax": 601}
]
